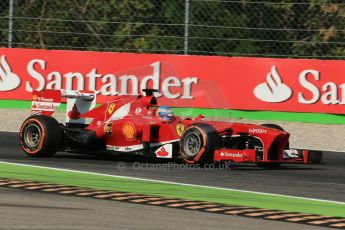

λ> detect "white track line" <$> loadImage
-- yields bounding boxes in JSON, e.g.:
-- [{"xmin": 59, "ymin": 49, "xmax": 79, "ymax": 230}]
[
  {"xmin": 0, "ymin": 160, "xmax": 344, "ymax": 205},
  {"xmin": 0, "ymin": 130, "xmax": 19, "ymax": 133}
]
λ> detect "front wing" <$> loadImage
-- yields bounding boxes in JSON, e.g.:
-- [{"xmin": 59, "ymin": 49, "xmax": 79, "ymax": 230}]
[{"xmin": 213, "ymin": 148, "xmax": 323, "ymax": 164}]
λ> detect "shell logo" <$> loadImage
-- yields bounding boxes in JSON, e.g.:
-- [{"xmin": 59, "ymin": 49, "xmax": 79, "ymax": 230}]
[
  {"xmin": 107, "ymin": 103, "xmax": 116, "ymax": 115},
  {"xmin": 122, "ymin": 122, "xmax": 136, "ymax": 140}
]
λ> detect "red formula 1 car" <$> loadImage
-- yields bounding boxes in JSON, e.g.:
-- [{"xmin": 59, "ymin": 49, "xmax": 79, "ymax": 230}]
[{"xmin": 19, "ymin": 89, "xmax": 322, "ymax": 167}]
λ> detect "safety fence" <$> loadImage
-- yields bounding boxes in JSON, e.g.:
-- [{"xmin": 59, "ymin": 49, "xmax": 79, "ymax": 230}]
[{"xmin": 0, "ymin": 0, "xmax": 345, "ymax": 59}]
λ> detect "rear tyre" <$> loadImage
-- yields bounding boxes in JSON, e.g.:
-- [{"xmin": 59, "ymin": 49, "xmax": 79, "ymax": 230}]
[
  {"xmin": 19, "ymin": 115, "xmax": 63, "ymax": 157},
  {"xmin": 256, "ymin": 123, "xmax": 288, "ymax": 168},
  {"xmin": 180, "ymin": 123, "xmax": 219, "ymax": 164}
]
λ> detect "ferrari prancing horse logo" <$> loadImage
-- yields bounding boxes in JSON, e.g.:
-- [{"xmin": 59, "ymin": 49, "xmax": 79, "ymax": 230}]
[
  {"xmin": 107, "ymin": 103, "xmax": 116, "ymax": 115},
  {"xmin": 176, "ymin": 123, "xmax": 185, "ymax": 136}
]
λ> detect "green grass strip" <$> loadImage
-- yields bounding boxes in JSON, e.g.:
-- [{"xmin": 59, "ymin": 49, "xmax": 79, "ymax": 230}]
[
  {"xmin": 1, "ymin": 99, "xmax": 345, "ymax": 124},
  {"xmin": 0, "ymin": 100, "xmax": 32, "ymax": 109},
  {"xmin": 0, "ymin": 100, "xmax": 67, "ymax": 111},
  {"xmin": 0, "ymin": 162, "xmax": 344, "ymax": 217}
]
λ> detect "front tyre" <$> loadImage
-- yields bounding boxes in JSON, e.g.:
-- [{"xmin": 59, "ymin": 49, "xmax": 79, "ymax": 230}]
[
  {"xmin": 261, "ymin": 123, "xmax": 289, "ymax": 148},
  {"xmin": 256, "ymin": 123, "xmax": 289, "ymax": 168},
  {"xmin": 180, "ymin": 123, "xmax": 219, "ymax": 164},
  {"xmin": 308, "ymin": 150, "xmax": 322, "ymax": 164},
  {"xmin": 19, "ymin": 115, "xmax": 63, "ymax": 157}
]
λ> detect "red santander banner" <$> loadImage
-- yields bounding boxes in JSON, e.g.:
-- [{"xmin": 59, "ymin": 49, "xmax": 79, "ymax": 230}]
[{"xmin": 0, "ymin": 47, "xmax": 345, "ymax": 114}]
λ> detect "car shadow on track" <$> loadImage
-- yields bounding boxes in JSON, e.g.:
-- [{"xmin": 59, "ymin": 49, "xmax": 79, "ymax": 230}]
[
  {"xmin": 51, "ymin": 152, "xmax": 326, "ymax": 171},
  {"xmin": 228, "ymin": 164, "xmax": 326, "ymax": 171}
]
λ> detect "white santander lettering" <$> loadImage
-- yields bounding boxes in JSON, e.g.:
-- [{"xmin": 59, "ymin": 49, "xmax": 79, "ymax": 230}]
[
  {"xmin": 298, "ymin": 70, "xmax": 320, "ymax": 104},
  {"xmin": 140, "ymin": 61, "xmax": 162, "ymax": 97},
  {"xmin": 26, "ymin": 59, "xmax": 46, "ymax": 92},
  {"xmin": 101, "ymin": 74, "xmax": 118, "ymax": 96},
  {"xmin": 321, "ymin": 82, "xmax": 339, "ymax": 105},
  {"xmin": 65, "ymin": 72, "xmax": 84, "ymax": 90},
  {"xmin": 340, "ymin": 83, "xmax": 345, "ymax": 104},
  {"xmin": 162, "ymin": 76, "xmax": 181, "ymax": 98},
  {"xmin": 120, "ymin": 74, "xmax": 139, "ymax": 95},
  {"xmin": 24, "ymin": 60, "xmax": 198, "ymax": 99},
  {"xmin": 181, "ymin": 77, "xmax": 198, "ymax": 99},
  {"xmin": 87, "ymin": 68, "xmax": 101, "ymax": 92},
  {"xmin": 46, "ymin": 71, "xmax": 62, "ymax": 89},
  {"xmin": 298, "ymin": 70, "xmax": 345, "ymax": 105}
]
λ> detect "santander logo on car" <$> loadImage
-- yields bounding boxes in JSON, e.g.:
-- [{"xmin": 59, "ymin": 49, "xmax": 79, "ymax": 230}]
[
  {"xmin": 0, "ymin": 55, "xmax": 21, "ymax": 91},
  {"xmin": 254, "ymin": 65, "xmax": 345, "ymax": 105},
  {"xmin": 155, "ymin": 144, "xmax": 172, "ymax": 158}
]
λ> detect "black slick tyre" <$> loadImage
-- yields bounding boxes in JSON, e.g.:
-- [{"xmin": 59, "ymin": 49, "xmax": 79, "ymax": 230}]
[
  {"xmin": 19, "ymin": 115, "xmax": 63, "ymax": 157},
  {"xmin": 308, "ymin": 150, "xmax": 322, "ymax": 164},
  {"xmin": 180, "ymin": 123, "xmax": 219, "ymax": 164}
]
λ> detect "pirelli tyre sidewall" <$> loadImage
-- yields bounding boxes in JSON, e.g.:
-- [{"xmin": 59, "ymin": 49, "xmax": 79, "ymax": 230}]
[
  {"xmin": 20, "ymin": 115, "xmax": 63, "ymax": 157},
  {"xmin": 180, "ymin": 123, "xmax": 219, "ymax": 164}
]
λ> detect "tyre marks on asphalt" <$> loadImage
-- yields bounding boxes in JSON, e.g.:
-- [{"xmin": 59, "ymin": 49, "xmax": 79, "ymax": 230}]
[{"xmin": 0, "ymin": 178, "xmax": 344, "ymax": 229}]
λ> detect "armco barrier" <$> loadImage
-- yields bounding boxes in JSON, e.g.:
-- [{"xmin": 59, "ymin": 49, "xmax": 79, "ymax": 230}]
[{"xmin": 0, "ymin": 48, "xmax": 345, "ymax": 114}]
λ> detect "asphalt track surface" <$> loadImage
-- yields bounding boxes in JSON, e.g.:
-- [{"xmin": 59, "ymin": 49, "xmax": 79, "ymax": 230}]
[
  {"xmin": 0, "ymin": 187, "xmax": 332, "ymax": 230},
  {"xmin": 1, "ymin": 132, "xmax": 344, "ymax": 203}
]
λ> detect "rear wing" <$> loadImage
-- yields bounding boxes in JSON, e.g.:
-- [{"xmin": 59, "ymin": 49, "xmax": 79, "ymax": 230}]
[{"xmin": 31, "ymin": 89, "xmax": 96, "ymax": 125}]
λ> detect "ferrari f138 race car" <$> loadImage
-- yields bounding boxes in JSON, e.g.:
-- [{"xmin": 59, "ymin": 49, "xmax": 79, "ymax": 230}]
[{"xmin": 19, "ymin": 89, "xmax": 322, "ymax": 167}]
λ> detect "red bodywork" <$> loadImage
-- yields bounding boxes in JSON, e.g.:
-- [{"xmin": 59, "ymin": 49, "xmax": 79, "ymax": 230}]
[
  {"xmin": 28, "ymin": 89, "xmax": 319, "ymax": 165},
  {"xmin": 82, "ymin": 95, "xmax": 191, "ymax": 153}
]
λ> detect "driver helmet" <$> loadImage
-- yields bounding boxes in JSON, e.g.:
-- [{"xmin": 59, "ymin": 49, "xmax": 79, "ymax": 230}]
[{"xmin": 157, "ymin": 106, "xmax": 174, "ymax": 121}]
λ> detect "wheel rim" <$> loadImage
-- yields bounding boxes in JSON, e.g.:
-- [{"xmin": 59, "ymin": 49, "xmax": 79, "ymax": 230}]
[
  {"xmin": 24, "ymin": 123, "xmax": 42, "ymax": 149},
  {"xmin": 183, "ymin": 131, "xmax": 202, "ymax": 158}
]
